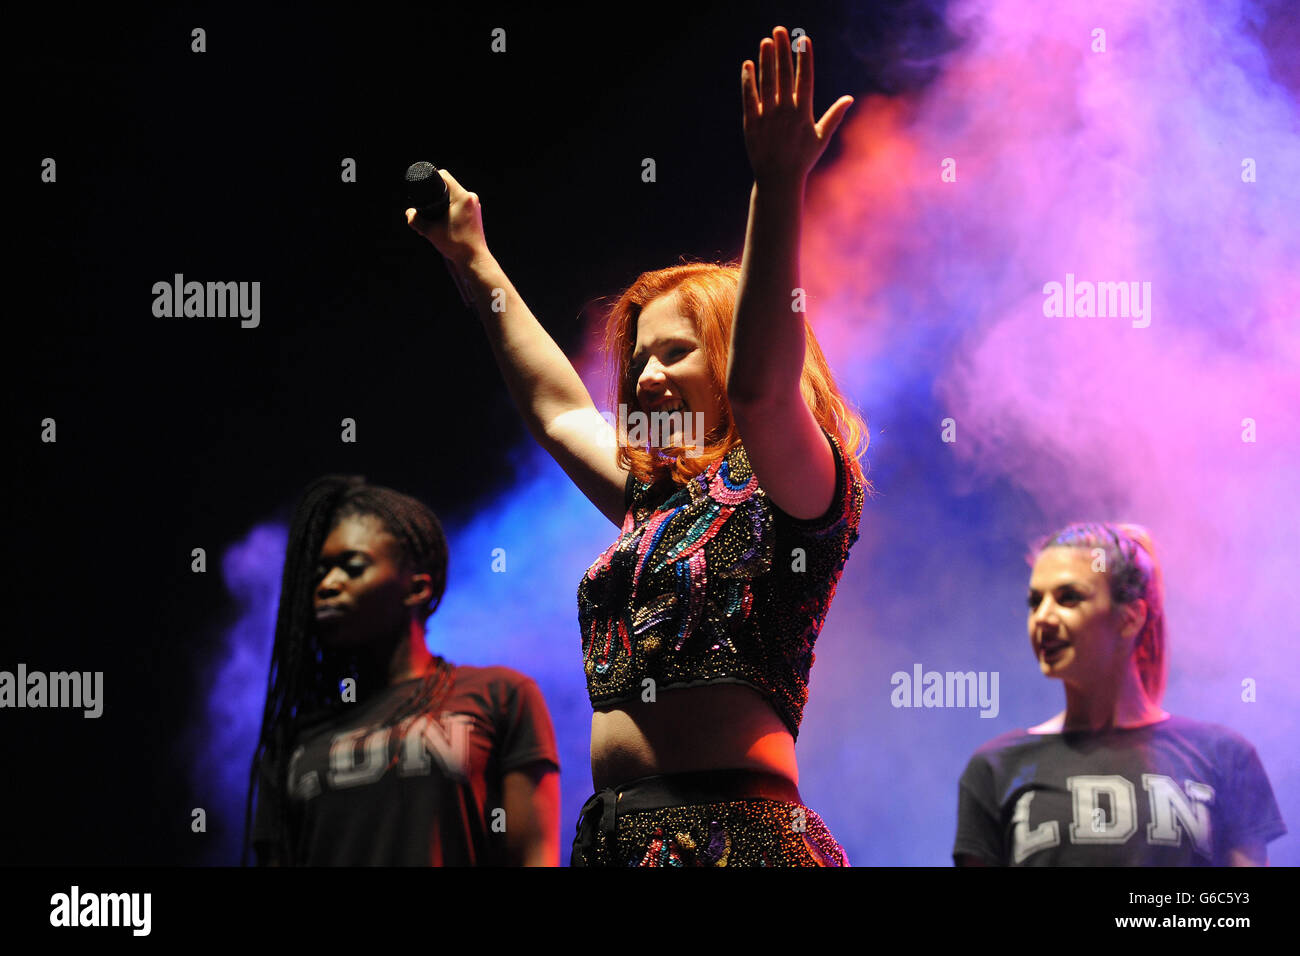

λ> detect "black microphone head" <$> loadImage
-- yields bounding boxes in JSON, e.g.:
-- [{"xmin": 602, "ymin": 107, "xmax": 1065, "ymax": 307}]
[
  {"xmin": 404, "ymin": 161, "xmax": 437, "ymax": 185},
  {"xmin": 405, "ymin": 161, "xmax": 449, "ymax": 220}
]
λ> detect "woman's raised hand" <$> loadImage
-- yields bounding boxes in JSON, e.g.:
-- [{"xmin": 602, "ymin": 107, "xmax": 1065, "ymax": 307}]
[
  {"xmin": 741, "ymin": 26, "xmax": 854, "ymax": 186},
  {"xmin": 405, "ymin": 168, "xmax": 489, "ymax": 267}
]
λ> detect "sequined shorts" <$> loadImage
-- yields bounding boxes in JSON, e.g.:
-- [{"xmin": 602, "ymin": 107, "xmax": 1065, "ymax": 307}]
[{"xmin": 569, "ymin": 768, "xmax": 849, "ymax": 867}]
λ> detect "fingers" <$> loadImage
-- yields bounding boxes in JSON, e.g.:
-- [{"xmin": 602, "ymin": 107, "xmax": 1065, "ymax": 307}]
[
  {"xmin": 759, "ymin": 36, "xmax": 775, "ymax": 110},
  {"xmin": 405, "ymin": 167, "xmax": 480, "ymax": 233},
  {"xmin": 815, "ymin": 95, "xmax": 855, "ymax": 143},
  {"xmin": 757, "ymin": 27, "xmax": 806, "ymax": 112},
  {"xmin": 774, "ymin": 26, "xmax": 793, "ymax": 107},
  {"xmin": 405, "ymin": 205, "xmax": 435, "ymax": 237},
  {"xmin": 437, "ymin": 167, "xmax": 467, "ymax": 199},
  {"xmin": 741, "ymin": 60, "xmax": 760, "ymax": 127},
  {"xmin": 406, "ymin": 169, "xmax": 468, "ymax": 233},
  {"xmin": 794, "ymin": 33, "xmax": 813, "ymax": 120}
]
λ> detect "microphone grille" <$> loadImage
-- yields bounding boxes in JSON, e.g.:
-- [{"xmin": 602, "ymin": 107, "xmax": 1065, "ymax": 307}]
[{"xmin": 405, "ymin": 161, "xmax": 437, "ymax": 184}]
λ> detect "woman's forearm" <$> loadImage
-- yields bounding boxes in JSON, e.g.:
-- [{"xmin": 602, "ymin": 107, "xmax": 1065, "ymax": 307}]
[
  {"xmin": 455, "ymin": 250, "xmax": 600, "ymax": 447},
  {"xmin": 727, "ymin": 178, "xmax": 808, "ymax": 405}
]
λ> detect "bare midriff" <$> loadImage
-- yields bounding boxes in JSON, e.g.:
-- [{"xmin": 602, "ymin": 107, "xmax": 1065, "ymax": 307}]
[{"xmin": 589, "ymin": 682, "xmax": 798, "ymax": 791}]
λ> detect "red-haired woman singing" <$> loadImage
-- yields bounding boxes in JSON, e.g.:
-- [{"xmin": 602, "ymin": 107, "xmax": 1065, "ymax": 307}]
[{"xmin": 408, "ymin": 26, "xmax": 866, "ymax": 866}]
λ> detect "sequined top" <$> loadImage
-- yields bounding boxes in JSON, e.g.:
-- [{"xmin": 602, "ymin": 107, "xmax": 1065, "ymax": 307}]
[{"xmin": 578, "ymin": 427, "xmax": 864, "ymax": 740}]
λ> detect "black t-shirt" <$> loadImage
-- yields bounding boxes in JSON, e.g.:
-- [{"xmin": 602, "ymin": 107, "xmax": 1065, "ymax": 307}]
[
  {"xmin": 953, "ymin": 715, "xmax": 1286, "ymax": 866},
  {"xmin": 253, "ymin": 665, "xmax": 559, "ymax": 865}
]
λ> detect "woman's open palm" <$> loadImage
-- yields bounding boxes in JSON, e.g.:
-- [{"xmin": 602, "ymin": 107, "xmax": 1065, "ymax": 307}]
[{"xmin": 741, "ymin": 26, "xmax": 854, "ymax": 185}]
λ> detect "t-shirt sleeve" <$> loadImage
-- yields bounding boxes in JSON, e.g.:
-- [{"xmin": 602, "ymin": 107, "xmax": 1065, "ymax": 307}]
[
  {"xmin": 953, "ymin": 753, "xmax": 1003, "ymax": 865},
  {"xmin": 770, "ymin": 427, "xmax": 865, "ymax": 540},
  {"xmin": 496, "ymin": 675, "xmax": 561, "ymax": 776},
  {"xmin": 250, "ymin": 758, "xmax": 283, "ymax": 865},
  {"xmin": 1218, "ymin": 736, "xmax": 1287, "ymax": 852}
]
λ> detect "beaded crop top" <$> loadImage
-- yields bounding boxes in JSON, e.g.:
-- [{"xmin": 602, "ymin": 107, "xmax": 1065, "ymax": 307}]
[{"xmin": 577, "ymin": 427, "xmax": 865, "ymax": 740}]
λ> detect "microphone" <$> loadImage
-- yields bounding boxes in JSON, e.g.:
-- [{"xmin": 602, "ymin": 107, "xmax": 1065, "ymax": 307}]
[
  {"xmin": 404, "ymin": 161, "xmax": 450, "ymax": 220},
  {"xmin": 404, "ymin": 160, "xmax": 473, "ymax": 311}
]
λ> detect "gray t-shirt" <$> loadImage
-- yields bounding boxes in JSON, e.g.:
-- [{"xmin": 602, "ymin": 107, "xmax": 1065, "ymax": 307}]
[{"xmin": 953, "ymin": 715, "xmax": 1285, "ymax": 866}]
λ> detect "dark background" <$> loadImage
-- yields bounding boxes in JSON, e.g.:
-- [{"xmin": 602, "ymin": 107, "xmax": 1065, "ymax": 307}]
[{"xmin": 9, "ymin": 2, "xmax": 959, "ymax": 864}]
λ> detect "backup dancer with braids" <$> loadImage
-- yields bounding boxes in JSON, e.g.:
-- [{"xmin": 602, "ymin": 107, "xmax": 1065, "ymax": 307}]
[
  {"xmin": 244, "ymin": 476, "xmax": 560, "ymax": 866},
  {"xmin": 407, "ymin": 27, "xmax": 866, "ymax": 866},
  {"xmin": 954, "ymin": 522, "xmax": 1286, "ymax": 867}
]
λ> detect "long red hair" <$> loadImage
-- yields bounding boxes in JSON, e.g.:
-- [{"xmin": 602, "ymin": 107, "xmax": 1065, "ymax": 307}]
[{"xmin": 601, "ymin": 260, "xmax": 870, "ymax": 491}]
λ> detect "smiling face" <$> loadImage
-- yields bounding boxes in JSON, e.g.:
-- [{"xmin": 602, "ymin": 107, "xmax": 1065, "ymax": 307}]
[
  {"xmin": 312, "ymin": 514, "xmax": 420, "ymax": 649},
  {"xmin": 1026, "ymin": 547, "xmax": 1146, "ymax": 690},
  {"xmin": 630, "ymin": 294, "xmax": 725, "ymax": 448}
]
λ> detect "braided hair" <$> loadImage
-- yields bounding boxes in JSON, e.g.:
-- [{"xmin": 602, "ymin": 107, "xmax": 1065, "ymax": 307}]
[
  {"xmin": 1030, "ymin": 522, "xmax": 1166, "ymax": 705},
  {"xmin": 241, "ymin": 475, "xmax": 452, "ymax": 865}
]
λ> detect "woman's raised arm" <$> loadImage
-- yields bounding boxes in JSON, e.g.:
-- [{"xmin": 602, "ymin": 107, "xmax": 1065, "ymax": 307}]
[
  {"xmin": 407, "ymin": 171, "xmax": 629, "ymax": 527},
  {"xmin": 727, "ymin": 26, "xmax": 854, "ymax": 521}
]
